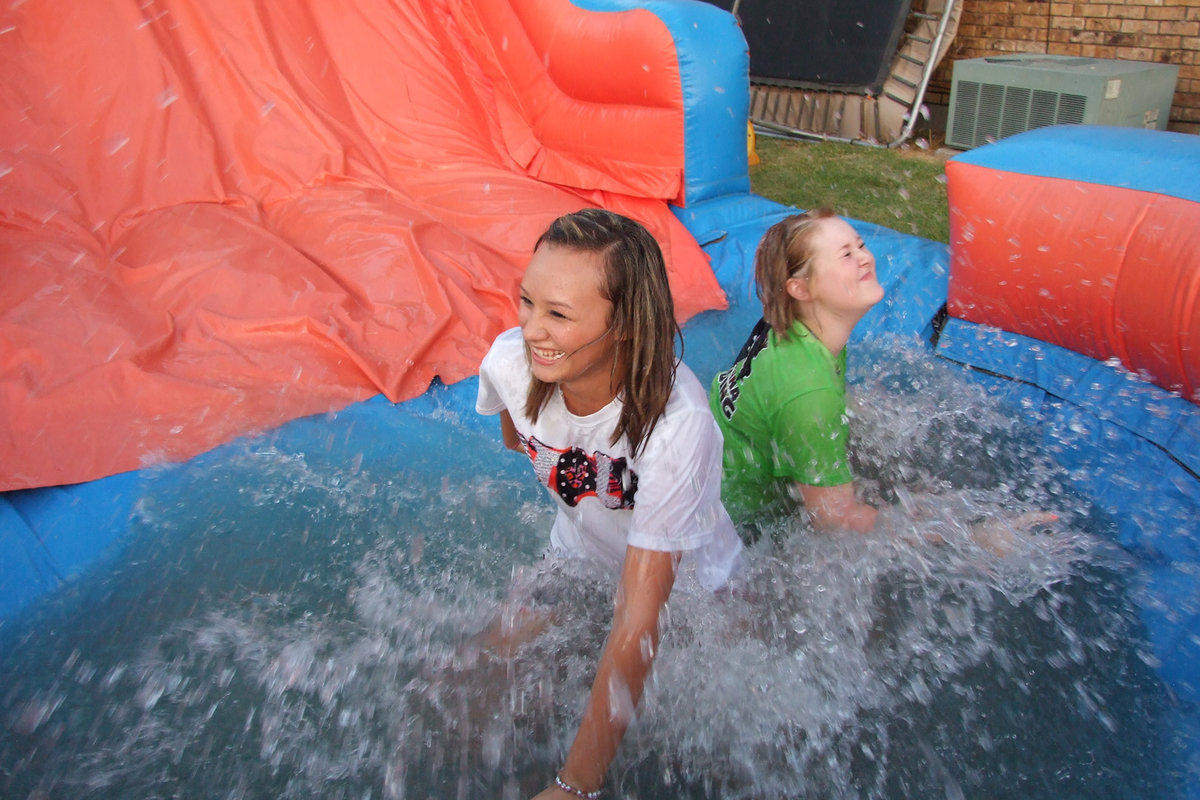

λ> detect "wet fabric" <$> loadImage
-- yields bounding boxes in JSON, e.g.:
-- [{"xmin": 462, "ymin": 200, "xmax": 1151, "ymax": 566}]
[
  {"xmin": 0, "ymin": 0, "xmax": 728, "ymax": 491},
  {"xmin": 709, "ymin": 318, "xmax": 852, "ymax": 523},
  {"xmin": 946, "ymin": 125, "xmax": 1200, "ymax": 403}
]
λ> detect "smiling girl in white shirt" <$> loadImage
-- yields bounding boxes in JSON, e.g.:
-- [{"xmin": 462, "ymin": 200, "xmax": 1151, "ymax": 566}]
[{"xmin": 476, "ymin": 208, "xmax": 741, "ymax": 800}]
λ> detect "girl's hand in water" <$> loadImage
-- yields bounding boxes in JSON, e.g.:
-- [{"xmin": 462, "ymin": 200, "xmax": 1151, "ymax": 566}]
[{"xmin": 970, "ymin": 511, "xmax": 1059, "ymax": 556}]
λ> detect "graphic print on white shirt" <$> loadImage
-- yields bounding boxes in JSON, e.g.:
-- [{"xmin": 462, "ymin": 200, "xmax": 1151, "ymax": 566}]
[
  {"xmin": 519, "ymin": 432, "xmax": 637, "ymax": 510},
  {"xmin": 476, "ymin": 327, "xmax": 743, "ymax": 590}
]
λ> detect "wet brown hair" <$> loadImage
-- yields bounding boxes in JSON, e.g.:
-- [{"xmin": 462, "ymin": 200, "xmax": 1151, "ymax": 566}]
[
  {"xmin": 755, "ymin": 208, "xmax": 837, "ymax": 338},
  {"xmin": 524, "ymin": 208, "xmax": 679, "ymax": 457}
]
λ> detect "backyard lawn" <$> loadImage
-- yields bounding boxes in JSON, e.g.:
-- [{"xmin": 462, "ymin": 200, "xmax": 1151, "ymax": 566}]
[{"xmin": 749, "ymin": 134, "xmax": 954, "ymax": 244}]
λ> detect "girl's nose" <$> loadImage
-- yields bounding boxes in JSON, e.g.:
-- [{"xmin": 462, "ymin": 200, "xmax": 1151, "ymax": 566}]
[{"xmin": 520, "ymin": 310, "xmax": 543, "ymax": 339}]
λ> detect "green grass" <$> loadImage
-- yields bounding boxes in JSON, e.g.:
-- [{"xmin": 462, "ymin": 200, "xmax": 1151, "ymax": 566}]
[{"xmin": 749, "ymin": 135, "xmax": 952, "ymax": 243}]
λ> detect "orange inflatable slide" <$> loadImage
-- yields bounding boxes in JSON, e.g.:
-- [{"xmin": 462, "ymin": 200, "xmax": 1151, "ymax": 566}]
[{"xmin": 0, "ymin": 0, "xmax": 733, "ymax": 491}]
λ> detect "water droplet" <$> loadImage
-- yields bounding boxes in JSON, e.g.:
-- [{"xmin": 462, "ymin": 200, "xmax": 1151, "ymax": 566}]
[{"xmin": 105, "ymin": 134, "xmax": 131, "ymax": 155}]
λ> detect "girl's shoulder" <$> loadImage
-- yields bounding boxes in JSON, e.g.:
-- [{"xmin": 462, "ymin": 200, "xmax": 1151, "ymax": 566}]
[
  {"xmin": 657, "ymin": 362, "xmax": 721, "ymax": 437},
  {"xmin": 636, "ymin": 364, "xmax": 723, "ymax": 467},
  {"xmin": 490, "ymin": 326, "xmax": 524, "ymax": 352},
  {"xmin": 769, "ymin": 324, "xmax": 838, "ymax": 375},
  {"xmin": 666, "ymin": 361, "xmax": 709, "ymax": 411},
  {"xmin": 479, "ymin": 327, "xmax": 532, "ymax": 404},
  {"xmin": 482, "ymin": 327, "xmax": 527, "ymax": 369}
]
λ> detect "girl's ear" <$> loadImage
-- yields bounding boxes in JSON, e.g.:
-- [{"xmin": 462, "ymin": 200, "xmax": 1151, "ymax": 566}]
[{"xmin": 786, "ymin": 275, "xmax": 811, "ymax": 303}]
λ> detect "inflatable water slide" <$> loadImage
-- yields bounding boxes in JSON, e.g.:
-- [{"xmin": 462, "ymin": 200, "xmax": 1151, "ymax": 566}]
[
  {"xmin": 2, "ymin": 0, "xmax": 1197, "ymax": 797},
  {"xmin": 1, "ymin": 0, "xmax": 748, "ymax": 594}
]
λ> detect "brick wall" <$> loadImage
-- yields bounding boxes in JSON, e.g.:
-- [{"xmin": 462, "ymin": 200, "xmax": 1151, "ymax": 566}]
[{"xmin": 926, "ymin": 0, "xmax": 1200, "ymax": 134}]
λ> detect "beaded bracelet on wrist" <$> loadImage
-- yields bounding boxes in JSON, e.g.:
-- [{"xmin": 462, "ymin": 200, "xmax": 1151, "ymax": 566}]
[{"xmin": 555, "ymin": 773, "xmax": 601, "ymax": 799}]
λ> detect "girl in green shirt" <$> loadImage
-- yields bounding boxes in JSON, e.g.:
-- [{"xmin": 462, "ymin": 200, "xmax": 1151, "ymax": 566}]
[
  {"xmin": 711, "ymin": 209, "xmax": 883, "ymax": 536},
  {"xmin": 712, "ymin": 209, "xmax": 1056, "ymax": 550}
]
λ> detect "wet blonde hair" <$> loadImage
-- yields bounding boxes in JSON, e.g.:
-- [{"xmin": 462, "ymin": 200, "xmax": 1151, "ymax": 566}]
[
  {"xmin": 755, "ymin": 208, "xmax": 837, "ymax": 339},
  {"xmin": 524, "ymin": 208, "xmax": 679, "ymax": 457}
]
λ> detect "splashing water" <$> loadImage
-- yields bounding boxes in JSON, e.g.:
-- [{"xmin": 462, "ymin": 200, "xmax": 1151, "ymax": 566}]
[{"xmin": 0, "ymin": 342, "xmax": 1186, "ymax": 799}]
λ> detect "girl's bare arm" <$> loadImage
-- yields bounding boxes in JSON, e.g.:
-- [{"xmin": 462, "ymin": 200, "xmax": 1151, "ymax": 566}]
[
  {"xmin": 795, "ymin": 481, "xmax": 878, "ymax": 533},
  {"xmin": 535, "ymin": 545, "xmax": 679, "ymax": 798}
]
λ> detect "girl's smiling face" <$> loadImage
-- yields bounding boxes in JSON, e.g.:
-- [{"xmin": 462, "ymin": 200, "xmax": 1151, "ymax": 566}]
[
  {"xmin": 791, "ymin": 216, "xmax": 884, "ymax": 318},
  {"xmin": 518, "ymin": 243, "xmax": 619, "ymax": 415}
]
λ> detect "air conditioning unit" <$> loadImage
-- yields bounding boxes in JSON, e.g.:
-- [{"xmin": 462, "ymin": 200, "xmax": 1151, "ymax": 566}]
[{"xmin": 946, "ymin": 54, "xmax": 1179, "ymax": 149}]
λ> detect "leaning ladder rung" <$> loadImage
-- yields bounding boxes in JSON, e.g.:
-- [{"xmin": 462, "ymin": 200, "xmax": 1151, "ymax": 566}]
[
  {"xmin": 897, "ymin": 54, "xmax": 925, "ymax": 66},
  {"xmin": 911, "ymin": 11, "xmax": 937, "ymax": 20},
  {"xmin": 882, "ymin": 90, "xmax": 911, "ymax": 105},
  {"xmin": 907, "ymin": 34, "xmax": 932, "ymax": 45},
  {"xmin": 890, "ymin": 74, "xmax": 919, "ymax": 90}
]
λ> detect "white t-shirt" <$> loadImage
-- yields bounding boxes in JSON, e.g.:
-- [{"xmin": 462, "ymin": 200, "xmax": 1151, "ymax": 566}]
[{"xmin": 476, "ymin": 327, "xmax": 742, "ymax": 591}]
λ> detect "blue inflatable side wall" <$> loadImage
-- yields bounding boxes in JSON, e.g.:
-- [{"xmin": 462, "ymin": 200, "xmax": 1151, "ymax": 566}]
[
  {"xmin": 937, "ymin": 320, "xmax": 1200, "ymax": 695},
  {"xmin": 1, "ymin": 474, "xmax": 141, "ymax": 619},
  {"xmin": 941, "ymin": 125, "xmax": 1200, "ymax": 797},
  {"xmin": 939, "ymin": 126, "xmax": 1200, "ymax": 712}
]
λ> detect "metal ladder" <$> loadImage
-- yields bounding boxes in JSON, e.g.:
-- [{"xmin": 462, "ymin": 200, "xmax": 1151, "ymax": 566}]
[{"xmin": 748, "ymin": 0, "xmax": 960, "ymax": 148}]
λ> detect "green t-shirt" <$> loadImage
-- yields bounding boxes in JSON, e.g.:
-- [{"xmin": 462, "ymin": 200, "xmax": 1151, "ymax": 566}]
[{"xmin": 709, "ymin": 318, "xmax": 853, "ymax": 523}]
